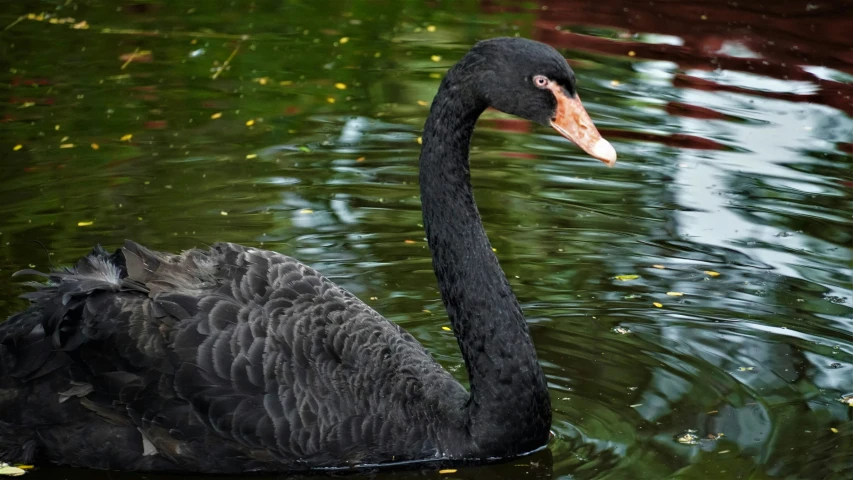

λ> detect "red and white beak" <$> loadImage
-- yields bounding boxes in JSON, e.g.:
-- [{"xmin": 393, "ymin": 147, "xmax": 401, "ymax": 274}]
[{"xmin": 546, "ymin": 83, "xmax": 617, "ymax": 167}]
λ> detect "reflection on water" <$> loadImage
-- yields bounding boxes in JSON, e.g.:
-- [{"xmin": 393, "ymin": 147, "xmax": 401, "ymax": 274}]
[{"xmin": 1, "ymin": 1, "xmax": 850, "ymax": 479}]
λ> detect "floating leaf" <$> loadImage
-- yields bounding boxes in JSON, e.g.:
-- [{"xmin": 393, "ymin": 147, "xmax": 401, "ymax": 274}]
[
  {"xmin": 737, "ymin": 366, "xmax": 754, "ymax": 371},
  {"xmin": 245, "ymin": 153, "xmax": 257, "ymax": 159},
  {"xmin": 0, "ymin": 464, "xmax": 26, "ymax": 477},
  {"xmin": 439, "ymin": 469, "xmax": 456, "ymax": 474},
  {"xmin": 430, "ymin": 55, "xmax": 442, "ymax": 62},
  {"xmin": 403, "ymin": 240, "xmax": 416, "ymax": 244},
  {"xmin": 426, "ymin": 25, "xmax": 436, "ymax": 32},
  {"xmin": 90, "ymin": 143, "xmax": 99, "ymax": 150},
  {"xmin": 416, "ymin": 136, "xmax": 423, "ymax": 144},
  {"xmin": 326, "ymin": 97, "xmax": 335, "ymax": 103},
  {"xmin": 676, "ymin": 430, "xmax": 699, "ymax": 445},
  {"xmin": 666, "ymin": 292, "xmax": 684, "ymax": 296},
  {"xmin": 59, "ymin": 144, "xmax": 74, "ymax": 149},
  {"xmin": 13, "ymin": 144, "xmax": 22, "ymax": 151},
  {"xmin": 339, "ymin": 37, "xmax": 349, "ymax": 44},
  {"xmin": 334, "ymin": 82, "xmax": 347, "ymax": 90},
  {"xmin": 441, "ymin": 326, "xmax": 451, "ymax": 332},
  {"xmin": 704, "ymin": 270, "xmax": 720, "ymax": 277},
  {"xmin": 417, "ymin": 100, "xmax": 428, "ymax": 106},
  {"xmin": 120, "ymin": 134, "xmax": 133, "ymax": 141},
  {"xmin": 614, "ymin": 274, "xmax": 640, "ymax": 281},
  {"xmin": 245, "ymin": 119, "xmax": 255, "ymax": 127},
  {"xmin": 629, "ymin": 403, "xmax": 642, "ymax": 408},
  {"xmin": 211, "ymin": 112, "xmax": 222, "ymax": 119},
  {"xmin": 299, "ymin": 209, "xmax": 313, "ymax": 214},
  {"xmin": 220, "ymin": 211, "xmax": 228, "ymax": 216},
  {"xmin": 298, "ymin": 146, "xmax": 311, "ymax": 153},
  {"xmin": 77, "ymin": 221, "xmax": 93, "ymax": 227},
  {"xmin": 830, "ymin": 427, "xmax": 839, "ymax": 433},
  {"xmin": 653, "ymin": 302, "xmax": 663, "ymax": 308},
  {"xmin": 356, "ymin": 156, "xmax": 365, "ymax": 162},
  {"xmin": 652, "ymin": 265, "xmax": 665, "ymax": 269}
]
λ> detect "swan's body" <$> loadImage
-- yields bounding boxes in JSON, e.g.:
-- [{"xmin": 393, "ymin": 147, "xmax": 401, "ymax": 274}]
[{"xmin": 0, "ymin": 37, "xmax": 614, "ymax": 472}]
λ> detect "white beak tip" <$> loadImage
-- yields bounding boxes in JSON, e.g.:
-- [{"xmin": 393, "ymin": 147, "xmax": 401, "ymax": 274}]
[{"xmin": 591, "ymin": 138, "xmax": 617, "ymax": 167}]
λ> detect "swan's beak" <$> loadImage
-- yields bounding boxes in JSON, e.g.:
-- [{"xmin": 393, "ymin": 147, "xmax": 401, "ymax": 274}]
[{"xmin": 547, "ymin": 86, "xmax": 617, "ymax": 167}]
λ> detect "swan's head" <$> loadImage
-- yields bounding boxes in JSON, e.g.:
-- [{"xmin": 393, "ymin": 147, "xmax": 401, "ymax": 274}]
[{"xmin": 455, "ymin": 37, "xmax": 616, "ymax": 166}]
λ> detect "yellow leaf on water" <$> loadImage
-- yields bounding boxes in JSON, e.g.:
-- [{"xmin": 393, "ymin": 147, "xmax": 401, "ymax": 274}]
[
  {"xmin": 334, "ymin": 82, "xmax": 347, "ymax": 90},
  {"xmin": 653, "ymin": 302, "xmax": 663, "ymax": 308},
  {"xmin": 439, "ymin": 469, "xmax": 457, "ymax": 474},
  {"xmin": 245, "ymin": 153, "xmax": 257, "ymax": 159},
  {"xmin": 430, "ymin": 55, "xmax": 442, "ymax": 62},
  {"xmin": 704, "ymin": 270, "xmax": 721, "ymax": 277},
  {"xmin": 416, "ymin": 136, "xmax": 423, "ymax": 144},
  {"xmin": 59, "ymin": 144, "xmax": 75, "ymax": 149},
  {"xmin": 211, "ymin": 112, "xmax": 222, "ymax": 119},
  {"xmin": 77, "ymin": 221, "xmax": 93, "ymax": 227},
  {"xmin": 13, "ymin": 144, "xmax": 22, "ymax": 151},
  {"xmin": 0, "ymin": 465, "xmax": 26, "ymax": 476},
  {"xmin": 404, "ymin": 240, "xmax": 416, "ymax": 244},
  {"xmin": 652, "ymin": 264, "xmax": 665, "ymax": 269},
  {"xmin": 427, "ymin": 25, "xmax": 437, "ymax": 32},
  {"xmin": 339, "ymin": 37, "xmax": 349, "ymax": 44},
  {"xmin": 300, "ymin": 209, "xmax": 313, "ymax": 214},
  {"xmin": 356, "ymin": 156, "xmax": 365, "ymax": 162},
  {"xmin": 830, "ymin": 427, "xmax": 839, "ymax": 433},
  {"xmin": 120, "ymin": 134, "xmax": 132, "ymax": 141},
  {"xmin": 326, "ymin": 97, "xmax": 335, "ymax": 103},
  {"xmin": 666, "ymin": 292, "xmax": 684, "ymax": 296},
  {"xmin": 220, "ymin": 211, "xmax": 228, "ymax": 216},
  {"xmin": 90, "ymin": 143, "xmax": 99, "ymax": 150},
  {"xmin": 441, "ymin": 326, "xmax": 451, "ymax": 332},
  {"xmin": 614, "ymin": 275, "xmax": 640, "ymax": 281},
  {"xmin": 245, "ymin": 119, "xmax": 255, "ymax": 126}
]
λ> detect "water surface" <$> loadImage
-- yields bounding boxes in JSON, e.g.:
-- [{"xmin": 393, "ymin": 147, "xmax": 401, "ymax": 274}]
[{"xmin": 1, "ymin": 1, "xmax": 851, "ymax": 479}]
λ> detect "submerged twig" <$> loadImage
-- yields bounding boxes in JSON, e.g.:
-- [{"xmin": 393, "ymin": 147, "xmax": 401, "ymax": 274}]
[
  {"xmin": 211, "ymin": 44, "xmax": 240, "ymax": 80},
  {"xmin": 120, "ymin": 47, "xmax": 140, "ymax": 70},
  {"xmin": 4, "ymin": 15, "xmax": 25, "ymax": 31}
]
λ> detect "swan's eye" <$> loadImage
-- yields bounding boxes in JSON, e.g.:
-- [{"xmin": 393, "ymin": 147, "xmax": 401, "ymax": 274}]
[{"xmin": 533, "ymin": 75, "xmax": 549, "ymax": 88}]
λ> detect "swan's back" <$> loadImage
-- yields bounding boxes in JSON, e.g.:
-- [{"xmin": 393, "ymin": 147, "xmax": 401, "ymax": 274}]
[{"xmin": 0, "ymin": 241, "xmax": 466, "ymax": 472}]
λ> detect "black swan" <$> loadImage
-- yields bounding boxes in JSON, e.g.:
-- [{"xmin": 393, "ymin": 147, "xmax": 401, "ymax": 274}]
[{"xmin": 0, "ymin": 37, "xmax": 615, "ymax": 472}]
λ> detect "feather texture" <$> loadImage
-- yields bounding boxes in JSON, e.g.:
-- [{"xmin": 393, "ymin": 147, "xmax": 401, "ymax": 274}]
[{"xmin": 1, "ymin": 241, "xmax": 468, "ymax": 472}]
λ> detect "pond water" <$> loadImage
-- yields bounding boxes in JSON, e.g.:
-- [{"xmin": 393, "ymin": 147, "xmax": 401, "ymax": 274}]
[{"xmin": 1, "ymin": 1, "xmax": 851, "ymax": 479}]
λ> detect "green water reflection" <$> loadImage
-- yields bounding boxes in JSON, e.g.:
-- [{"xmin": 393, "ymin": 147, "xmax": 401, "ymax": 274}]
[{"xmin": 1, "ymin": 1, "xmax": 851, "ymax": 479}]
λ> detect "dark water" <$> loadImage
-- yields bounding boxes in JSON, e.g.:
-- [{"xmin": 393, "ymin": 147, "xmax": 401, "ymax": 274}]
[{"xmin": 1, "ymin": 1, "xmax": 851, "ymax": 479}]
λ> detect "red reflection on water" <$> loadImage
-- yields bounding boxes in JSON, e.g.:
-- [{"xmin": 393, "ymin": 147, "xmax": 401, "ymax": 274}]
[
  {"xmin": 481, "ymin": 0, "xmax": 853, "ymax": 144},
  {"xmin": 665, "ymin": 101, "xmax": 728, "ymax": 121}
]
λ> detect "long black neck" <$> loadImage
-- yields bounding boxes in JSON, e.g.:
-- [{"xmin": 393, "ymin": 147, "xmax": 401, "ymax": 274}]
[{"xmin": 419, "ymin": 74, "xmax": 551, "ymax": 454}]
